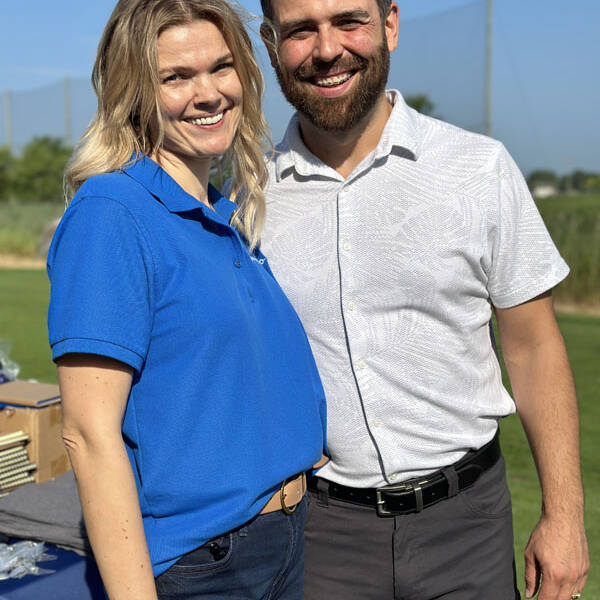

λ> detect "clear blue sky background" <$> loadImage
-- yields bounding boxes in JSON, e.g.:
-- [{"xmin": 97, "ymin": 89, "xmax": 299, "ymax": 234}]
[{"xmin": 1, "ymin": 0, "xmax": 599, "ymax": 176}]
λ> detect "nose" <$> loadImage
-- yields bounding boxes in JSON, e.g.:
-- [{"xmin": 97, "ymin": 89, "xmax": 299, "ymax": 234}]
[
  {"xmin": 313, "ymin": 26, "xmax": 343, "ymax": 64},
  {"xmin": 191, "ymin": 74, "xmax": 221, "ymax": 109}
]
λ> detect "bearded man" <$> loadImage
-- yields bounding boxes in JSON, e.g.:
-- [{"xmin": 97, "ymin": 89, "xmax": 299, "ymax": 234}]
[{"xmin": 256, "ymin": 1, "xmax": 589, "ymax": 599}]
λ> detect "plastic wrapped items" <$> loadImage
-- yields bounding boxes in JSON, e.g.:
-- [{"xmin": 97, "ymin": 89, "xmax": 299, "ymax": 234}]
[
  {"xmin": 0, "ymin": 540, "xmax": 56, "ymax": 580},
  {"xmin": 0, "ymin": 340, "xmax": 20, "ymax": 384}
]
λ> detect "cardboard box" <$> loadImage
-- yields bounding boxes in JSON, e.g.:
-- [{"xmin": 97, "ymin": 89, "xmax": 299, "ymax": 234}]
[{"xmin": 0, "ymin": 381, "xmax": 71, "ymax": 483}]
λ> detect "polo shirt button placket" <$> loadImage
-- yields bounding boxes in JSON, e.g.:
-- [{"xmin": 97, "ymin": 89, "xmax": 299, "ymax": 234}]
[{"xmin": 228, "ymin": 227, "xmax": 246, "ymax": 271}]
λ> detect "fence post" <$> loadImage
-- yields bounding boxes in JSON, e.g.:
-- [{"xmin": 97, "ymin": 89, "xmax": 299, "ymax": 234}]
[
  {"xmin": 485, "ymin": 0, "xmax": 493, "ymax": 137},
  {"xmin": 64, "ymin": 77, "xmax": 72, "ymax": 147},
  {"xmin": 3, "ymin": 91, "xmax": 12, "ymax": 151}
]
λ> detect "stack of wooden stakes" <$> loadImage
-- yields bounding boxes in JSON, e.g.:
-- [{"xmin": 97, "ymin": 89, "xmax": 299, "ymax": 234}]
[{"xmin": 0, "ymin": 431, "xmax": 36, "ymax": 498}]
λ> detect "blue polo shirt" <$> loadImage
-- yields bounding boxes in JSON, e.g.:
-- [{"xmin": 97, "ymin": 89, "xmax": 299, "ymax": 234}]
[{"xmin": 47, "ymin": 156, "xmax": 327, "ymax": 576}]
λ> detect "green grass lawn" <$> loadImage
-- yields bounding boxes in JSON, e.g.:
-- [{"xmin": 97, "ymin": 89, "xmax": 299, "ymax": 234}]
[
  {"xmin": 1, "ymin": 268, "xmax": 598, "ymax": 595},
  {"xmin": 0, "ymin": 269, "xmax": 56, "ymax": 383}
]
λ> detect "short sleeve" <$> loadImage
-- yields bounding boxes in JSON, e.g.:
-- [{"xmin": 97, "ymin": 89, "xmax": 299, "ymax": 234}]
[
  {"xmin": 47, "ymin": 196, "xmax": 153, "ymax": 371},
  {"xmin": 485, "ymin": 145, "xmax": 569, "ymax": 308}
]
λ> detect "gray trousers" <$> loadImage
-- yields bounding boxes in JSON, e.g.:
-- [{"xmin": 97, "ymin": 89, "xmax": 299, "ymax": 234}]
[{"xmin": 304, "ymin": 456, "xmax": 520, "ymax": 600}]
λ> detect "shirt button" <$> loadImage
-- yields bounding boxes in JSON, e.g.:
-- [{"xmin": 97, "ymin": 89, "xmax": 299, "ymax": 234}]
[
  {"xmin": 234, "ymin": 260, "xmax": 241, "ymax": 268},
  {"xmin": 389, "ymin": 474, "xmax": 398, "ymax": 481},
  {"xmin": 347, "ymin": 302, "xmax": 355, "ymax": 312},
  {"xmin": 343, "ymin": 241, "xmax": 352, "ymax": 251},
  {"xmin": 356, "ymin": 360, "xmax": 366, "ymax": 370},
  {"xmin": 372, "ymin": 419, "xmax": 382, "ymax": 428}
]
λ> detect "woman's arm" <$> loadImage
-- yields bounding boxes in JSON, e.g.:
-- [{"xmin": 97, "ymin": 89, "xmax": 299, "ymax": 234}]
[{"xmin": 58, "ymin": 354, "xmax": 158, "ymax": 600}]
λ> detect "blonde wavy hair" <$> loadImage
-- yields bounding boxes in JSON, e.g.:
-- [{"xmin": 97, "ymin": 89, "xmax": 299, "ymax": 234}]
[{"xmin": 65, "ymin": 0, "xmax": 270, "ymax": 249}]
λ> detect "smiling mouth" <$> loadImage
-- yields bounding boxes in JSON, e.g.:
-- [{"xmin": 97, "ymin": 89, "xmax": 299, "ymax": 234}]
[
  {"xmin": 312, "ymin": 72, "xmax": 355, "ymax": 88},
  {"xmin": 186, "ymin": 112, "xmax": 224, "ymax": 126}
]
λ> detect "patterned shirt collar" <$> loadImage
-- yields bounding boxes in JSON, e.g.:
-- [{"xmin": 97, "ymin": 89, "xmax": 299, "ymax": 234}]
[{"xmin": 274, "ymin": 90, "xmax": 422, "ymax": 182}]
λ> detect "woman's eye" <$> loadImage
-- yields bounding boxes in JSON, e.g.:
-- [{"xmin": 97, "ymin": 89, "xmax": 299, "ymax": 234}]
[
  {"xmin": 162, "ymin": 73, "xmax": 182, "ymax": 83},
  {"xmin": 215, "ymin": 62, "xmax": 234, "ymax": 72}
]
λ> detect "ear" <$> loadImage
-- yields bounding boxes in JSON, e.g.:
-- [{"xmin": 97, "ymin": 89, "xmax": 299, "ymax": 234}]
[
  {"xmin": 260, "ymin": 22, "xmax": 279, "ymax": 68},
  {"xmin": 384, "ymin": 2, "xmax": 399, "ymax": 53}
]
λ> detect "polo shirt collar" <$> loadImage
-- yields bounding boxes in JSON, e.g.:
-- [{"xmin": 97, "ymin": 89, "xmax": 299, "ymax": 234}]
[
  {"xmin": 123, "ymin": 155, "xmax": 236, "ymax": 222},
  {"xmin": 274, "ymin": 89, "xmax": 422, "ymax": 182}
]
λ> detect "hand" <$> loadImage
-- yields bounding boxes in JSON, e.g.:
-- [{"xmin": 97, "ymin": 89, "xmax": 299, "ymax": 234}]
[{"xmin": 524, "ymin": 513, "xmax": 589, "ymax": 599}]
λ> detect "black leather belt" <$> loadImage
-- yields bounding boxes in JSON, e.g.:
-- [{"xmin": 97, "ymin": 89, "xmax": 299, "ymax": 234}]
[{"xmin": 308, "ymin": 431, "xmax": 501, "ymax": 517}]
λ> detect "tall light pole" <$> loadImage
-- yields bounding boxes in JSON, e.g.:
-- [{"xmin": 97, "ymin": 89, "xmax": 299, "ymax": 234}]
[
  {"xmin": 3, "ymin": 91, "xmax": 11, "ymax": 151},
  {"xmin": 64, "ymin": 77, "xmax": 72, "ymax": 147},
  {"xmin": 485, "ymin": 0, "xmax": 493, "ymax": 137}
]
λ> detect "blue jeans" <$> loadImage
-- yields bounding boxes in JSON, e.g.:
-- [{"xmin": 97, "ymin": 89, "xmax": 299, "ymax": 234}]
[{"xmin": 155, "ymin": 497, "xmax": 307, "ymax": 599}]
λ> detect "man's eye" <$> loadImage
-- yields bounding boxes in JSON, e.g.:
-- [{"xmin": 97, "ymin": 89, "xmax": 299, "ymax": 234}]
[
  {"xmin": 339, "ymin": 19, "xmax": 362, "ymax": 29},
  {"xmin": 215, "ymin": 62, "xmax": 234, "ymax": 72},
  {"xmin": 288, "ymin": 28, "xmax": 312, "ymax": 39}
]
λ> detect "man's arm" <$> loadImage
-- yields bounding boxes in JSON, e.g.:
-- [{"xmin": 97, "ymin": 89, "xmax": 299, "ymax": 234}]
[
  {"xmin": 58, "ymin": 354, "xmax": 158, "ymax": 600},
  {"xmin": 495, "ymin": 291, "xmax": 589, "ymax": 600}
]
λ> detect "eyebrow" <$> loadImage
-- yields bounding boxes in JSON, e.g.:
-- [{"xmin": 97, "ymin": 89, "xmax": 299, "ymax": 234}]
[
  {"xmin": 279, "ymin": 10, "xmax": 371, "ymax": 35},
  {"xmin": 158, "ymin": 53, "xmax": 234, "ymax": 75}
]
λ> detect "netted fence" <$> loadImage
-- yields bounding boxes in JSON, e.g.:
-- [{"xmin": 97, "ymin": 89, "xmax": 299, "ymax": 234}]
[
  {"xmin": 1, "ymin": 0, "xmax": 487, "ymax": 152},
  {"xmin": 392, "ymin": 0, "xmax": 487, "ymax": 133},
  {"xmin": 1, "ymin": 79, "xmax": 97, "ymax": 153}
]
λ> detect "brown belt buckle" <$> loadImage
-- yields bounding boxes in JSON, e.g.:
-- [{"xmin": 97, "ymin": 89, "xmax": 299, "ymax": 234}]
[{"xmin": 280, "ymin": 476, "xmax": 299, "ymax": 515}]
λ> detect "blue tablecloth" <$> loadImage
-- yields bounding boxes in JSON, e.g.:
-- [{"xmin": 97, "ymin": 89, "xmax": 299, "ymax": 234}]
[{"xmin": 0, "ymin": 544, "xmax": 104, "ymax": 600}]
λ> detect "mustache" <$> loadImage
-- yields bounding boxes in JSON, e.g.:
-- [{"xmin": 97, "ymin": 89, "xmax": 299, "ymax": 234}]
[{"xmin": 294, "ymin": 56, "xmax": 368, "ymax": 80}]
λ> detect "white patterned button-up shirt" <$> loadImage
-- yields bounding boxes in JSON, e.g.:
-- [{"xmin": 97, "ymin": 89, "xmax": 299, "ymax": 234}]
[{"xmin": 260, "ymin": 90, "xmax": 569, "ymax": 488}]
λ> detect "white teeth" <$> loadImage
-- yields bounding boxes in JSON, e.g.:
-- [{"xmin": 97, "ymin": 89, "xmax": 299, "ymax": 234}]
[
  {"xmin": 314, "ymin": 73, "xmax": 353, "ymax": 87},
  {"xmin": 189, "ymin": 112, "xmax": 224, "ymax": 126}
]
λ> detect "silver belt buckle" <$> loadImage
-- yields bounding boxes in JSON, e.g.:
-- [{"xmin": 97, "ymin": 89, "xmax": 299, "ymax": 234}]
[{"xmin": 376, "ymin": 480, "xmax": 426, "ymax": 517}]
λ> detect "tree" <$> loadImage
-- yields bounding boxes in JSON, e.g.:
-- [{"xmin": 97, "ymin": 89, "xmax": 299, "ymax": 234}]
[
  {"xmin": 558, "ymin": 170, "xmax": 600, "ymax": 193},
  {"xmin": 11, "ymin": 137, "xmax": 72, "ymax": 202},
  {"xmin": 0, "ymin": 146, "xmax": 15, "ymax": 202},
  {"xmin": 526, "ymin": 169, "xmax": 558, "ymax": 190},
  {"xmin": 558, "ymin": 173, "xmax": 573, "ymax": 192},
  {"xmin": 583, "ymin": 175, "xmax": 600, "ymax": 193},
  {"xmin": 405, "ymin": 94, "xmax": 435, "ymax": 116},
  {"xmin": 571, "ymin": 170, "xmax": 593, "ymax": 191}
]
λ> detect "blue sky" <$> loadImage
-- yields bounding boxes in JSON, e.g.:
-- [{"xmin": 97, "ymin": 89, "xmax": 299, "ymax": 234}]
[{"xmin": 1, "ymin": 0, "xmax": 599, "ymax": 176}]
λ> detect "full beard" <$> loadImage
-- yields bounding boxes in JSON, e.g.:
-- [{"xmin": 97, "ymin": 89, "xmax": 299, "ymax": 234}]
[{"xmin": 275, "ymin": 40, "xmax": 390, "ymax": 132}]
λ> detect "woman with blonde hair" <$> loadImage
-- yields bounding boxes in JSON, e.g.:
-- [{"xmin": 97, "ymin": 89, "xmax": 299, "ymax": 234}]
[{"xmin": 47, "ymin": 0, "xmax": 326, "ymax": 598}]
